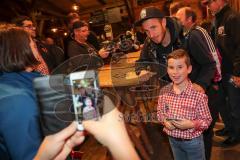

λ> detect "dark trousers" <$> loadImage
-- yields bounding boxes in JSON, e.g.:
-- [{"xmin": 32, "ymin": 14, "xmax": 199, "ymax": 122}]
[
  {"xmin": 222, "ymin": 74, "xmax": 240, "ymax": 138},
  {"xmin": 203, "ymin": 82, "xmax": 227, "ymax": 160}
]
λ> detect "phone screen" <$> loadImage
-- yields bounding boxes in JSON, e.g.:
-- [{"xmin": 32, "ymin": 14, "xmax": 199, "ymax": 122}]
[{"xmin": 70, "ymin": 71, "xmax": 101, "ymax": 130}]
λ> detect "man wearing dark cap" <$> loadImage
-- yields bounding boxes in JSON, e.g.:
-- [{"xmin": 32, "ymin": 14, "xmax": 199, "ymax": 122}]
[
  {"xmin": 202, "ymin": 0, "xmax": 240, "ymax": 147},
  {"xmin": 135, "ymin": 6, "xmax": 183, "ymax": 81},
  {"xmin": 67, "ymin": 20, "xmax": 109, "ymax": 59},
  {"xmin": 64, "ymin": 12, "xmax": 100, "ymax": 59}
]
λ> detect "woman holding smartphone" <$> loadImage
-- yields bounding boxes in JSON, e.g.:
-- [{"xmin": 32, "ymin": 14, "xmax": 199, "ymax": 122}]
[
  {"xmin": 0, "ymin": 23, "xmax": 43, "ymax": 159},
  {"xmin": 0, "ymin": 23, "xmax": 139, "ymax": 160}
]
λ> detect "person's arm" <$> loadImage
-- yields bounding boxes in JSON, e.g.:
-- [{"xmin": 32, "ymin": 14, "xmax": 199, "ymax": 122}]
[
  {"xmin": 135, "ymin": 38, "xmax": 152, "ymax": 75},
  {"xmin": 87, "ymin": 31, "xmax": 100, "ymax": 50},
  {"xmin": 0, "ymin": 94, "xmax": 42, "ymax": 160},
  {"xmin": 83, "ymin": 96, "xmax": 140, "ymax": 160},
  {"xmin": 157, "ymin": 93, "xmax": 176, "ymax": 130},
  {"xmin": 171, "ymin": 94, "xmax": 212, "ymax": 130},
  {"xmin": 34, "ymin": 122, "xmax": 84, "ymax": 160},
  {"xmin": 34, "ymin": 96, "xmax": 140, "ymax": 160},
  {"xmin": 188, "ymin": 30, "xmax": 216, "ymax": 91},
  {"xmin": 157, "ymin": 95, "xmax": 166, "ymax": 123},
  {"xmin": 224, "ymin": 12, "xmax": 240, "ymax": 77},
  {"xmin": 193, "ymin": 94, "xmax": 212, "ymax": 131}
]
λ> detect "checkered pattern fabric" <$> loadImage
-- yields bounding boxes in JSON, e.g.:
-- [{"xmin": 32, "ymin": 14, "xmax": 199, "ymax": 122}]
[
  {"xmin": 33, "ymin": 53, "xmax": 49, "ymax": 75},
  {"xmin": 157, "ymin": 81, "xmax": 212, "ymax": 139}
]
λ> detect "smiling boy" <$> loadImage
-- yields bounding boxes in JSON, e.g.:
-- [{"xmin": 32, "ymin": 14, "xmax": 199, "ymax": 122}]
[{"xmin": 157, "ymin": 49, "xmax": 212, "ymax": 160}]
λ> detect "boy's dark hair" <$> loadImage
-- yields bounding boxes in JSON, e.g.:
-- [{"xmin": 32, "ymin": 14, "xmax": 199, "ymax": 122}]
[
  {"xmin": 0, "ymin": 23, "xmax": 39, "ymax": 72},
  {"xmin": 11, "ymin": 16, "xmax": 32, "ymax": 27},
  {"xmin": 184, "ymin": 7, "xmax": 197, "ymax": 23},
  {"xmin": 167, "ymin": 49, "xmax": 191, "ymax": 67}
]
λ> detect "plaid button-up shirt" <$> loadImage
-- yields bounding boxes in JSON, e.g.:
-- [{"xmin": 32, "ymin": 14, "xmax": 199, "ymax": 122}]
[
  {"xmin": 33, "ymin": 53, "xmax": 49, "ymax": 75},
  {"xmin": 157, "ymin": 81, "xmax": 212, "ymax": 139}
]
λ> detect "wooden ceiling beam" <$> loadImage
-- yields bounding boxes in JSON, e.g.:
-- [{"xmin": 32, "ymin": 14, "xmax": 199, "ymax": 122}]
[{"xmin": 78, "ymin": 1, "xmax": 125, "ymax": 15}]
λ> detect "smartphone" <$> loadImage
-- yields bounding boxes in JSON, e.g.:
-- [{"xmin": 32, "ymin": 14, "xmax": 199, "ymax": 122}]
[
  {"xmin": 166, "ymin": 118, "xmax": 181, "ymax": 121},
  {"xmin": 69, "ymin": 70, "xmax": 101, "ymax": 131}
]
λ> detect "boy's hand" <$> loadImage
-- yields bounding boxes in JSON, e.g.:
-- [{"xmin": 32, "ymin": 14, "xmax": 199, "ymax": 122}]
[
  {"xmin": 163, "ymin": 119, "xmax": 176, "ymax": 130},
  {"xmin": 171, "ymin": 119, "xmax": 194, "ymax": 130}
]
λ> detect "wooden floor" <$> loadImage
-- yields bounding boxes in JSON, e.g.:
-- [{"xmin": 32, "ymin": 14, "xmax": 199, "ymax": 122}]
[{"xmin": 78, "ymin": 101, "xmax": 240, "ymax": 160}]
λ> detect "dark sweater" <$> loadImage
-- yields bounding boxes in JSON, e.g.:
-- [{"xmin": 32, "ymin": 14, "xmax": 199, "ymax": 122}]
[{"xmin": 0, "ymin": 71, "xmax": 42, "ymax": 160}]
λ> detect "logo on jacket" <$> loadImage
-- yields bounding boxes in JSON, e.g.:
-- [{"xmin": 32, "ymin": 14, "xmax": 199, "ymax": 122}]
[{"xmin": 217, "ymin": 26, "xmax": 225, "ymax": 36}]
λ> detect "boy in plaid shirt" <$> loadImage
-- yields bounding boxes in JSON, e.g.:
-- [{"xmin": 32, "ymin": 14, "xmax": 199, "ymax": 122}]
[{"xmin": 157, "ymin": 49, "xmax": 212, "ymax": 160}]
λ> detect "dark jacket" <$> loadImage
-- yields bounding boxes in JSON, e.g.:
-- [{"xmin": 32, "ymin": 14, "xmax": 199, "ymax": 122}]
[
  {"xmin": 36, "ymin": 40, "xmax": 64, "ymax": 72},
  {"xmin": 0, "ymin": 72, "xmax": 42, "ymax": 160},
  {"xmin": 183, "ymin": 25, "xmax": 216, "ymax": 90},
  {"xmin": 214, "ymin": 4, "xmax": 240, "ymax": 76},
  {"xmin": 64, "ymin": 32, "xmax": 100, "ymax": 59},
  {"xmin": 87, "ymin": 31, "xmax": 100, "ymax": 50},
  {"xmin": 67, "ymin": 40, "xmax": 98, "ymax": 58},
  {"xmin": 135, "ymin": 17, "xmax": 182, "ymax": 76},
  {"xmin": 136, "ymin": 31, "xmax": 147, "ymax": 44},
  {"xmin": 67, "ymin": 40, "xmax": 103, "ymax": 71}
]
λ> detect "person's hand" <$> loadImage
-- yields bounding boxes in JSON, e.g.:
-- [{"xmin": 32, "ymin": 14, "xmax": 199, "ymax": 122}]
[
  {"xmin": 99, "ymin": 48, "xmax": 110, "ymax": 58},
  {"xmin": 83, "ymin": 96, "xmax": 140, "ymax": 160},
  {"xmin": 34, "ymin": 122, "xmax": 85, "ymax": 160},
  {"xmin": 192, "ymin": 83, "xmax": 205, "ymax": 93},
  {"xmin": 232, "ymin": 76, "xmax": 240, "ymax": 87},
  {"xmin": 133, "ymin": 44, "xmax": 140, "ymax": 50},
  {"xmin": 163, "ymin": 119, "xmax": 176, "ymax": 130},
  {"xmin": 138, "ymin": 70, "xmax": 155, "ymax": 82},
  {"xmin": 171, "ymin": 119, "xmax": 194, "ymax": 130}
]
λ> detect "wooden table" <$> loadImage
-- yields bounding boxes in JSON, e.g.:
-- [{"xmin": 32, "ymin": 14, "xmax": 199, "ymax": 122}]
[
  {"xmin": 98, "ymin": 51, "xmax": 142, "ymax": 87},
  {"xmin": 98, "ymin": 51, "xmax": 154, "ymax": 160}
]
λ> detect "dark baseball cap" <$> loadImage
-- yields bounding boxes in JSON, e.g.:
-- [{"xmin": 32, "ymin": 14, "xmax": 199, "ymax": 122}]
[{"xmin": 135, "ymin": 6, "xmax": 165, "ymax": 26}]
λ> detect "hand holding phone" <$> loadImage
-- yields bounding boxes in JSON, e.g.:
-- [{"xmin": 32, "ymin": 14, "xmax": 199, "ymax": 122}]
[{"xmin": 70, "ymin": 70, "xmax": 102, "ymax": 131}]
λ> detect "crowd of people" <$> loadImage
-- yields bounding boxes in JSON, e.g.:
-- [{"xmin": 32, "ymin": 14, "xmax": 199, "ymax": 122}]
[
  {"xmin": 134, "ymin": 0, "xmax": 240, "ymax": 160},
  {"xmin": 0, "ymin": 0, "xmax": 240, "ymax": 159}
]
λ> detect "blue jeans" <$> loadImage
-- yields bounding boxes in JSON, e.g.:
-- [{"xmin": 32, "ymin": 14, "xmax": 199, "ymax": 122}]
[{"xmin": 169, "ymin": 135, "xmax": 205, "ymax": 160}]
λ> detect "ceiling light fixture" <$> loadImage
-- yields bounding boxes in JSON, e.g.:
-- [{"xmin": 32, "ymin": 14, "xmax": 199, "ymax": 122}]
[
  {"xmin": 72, "ymin": 4, "xmax": 79, "ymax": 11},
  {"xmin": 51, "ymin": 28, "xmax": 58, "ymax": 33}
]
